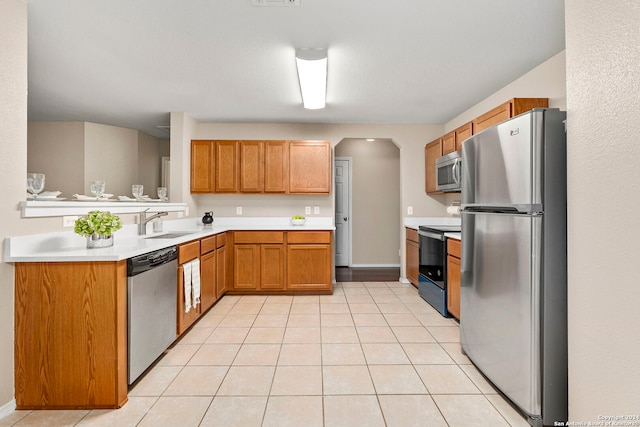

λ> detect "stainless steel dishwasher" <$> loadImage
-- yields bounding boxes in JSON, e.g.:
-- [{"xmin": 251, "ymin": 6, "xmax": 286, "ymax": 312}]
[{"xmin": 127, "ymin": 246, "xmax": 178, "ymax": 384}]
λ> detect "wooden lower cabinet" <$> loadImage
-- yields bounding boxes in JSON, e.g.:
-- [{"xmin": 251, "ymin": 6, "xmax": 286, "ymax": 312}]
[
  {"xmin": 287, "ymin": 244, "xmax": 332, "ymax": 291},
  {"xmin": 261, "ymin": 244, "xmax": 286, "ymax": 290},
  {"xmin": 200, "ymin": 250, "xmax": 217, "ymax": 312},
  {"xmin": 177, "ymin": 240, "xmax": 201, "ymax": 335},
  {"xmin": 405, "ymin": 227, "xmax": 419, "ymax": 287},
  {"xmin": 14, "ymin": 261, "xmax": 128, "ymax": 409},
  {"xmin": 234, "ymin": 244, "xmax": 261, "ymax": 290},
  {"xmin": 447, "ymin": 238, "xmax": 461, "ymax": 320},
  {"xmin": 286, "ymin": 232, "xmax": 332, "ymax": 292},
  {"xmin": 216, "ymin": 243, "xmax": 228, "ymax": 298}
]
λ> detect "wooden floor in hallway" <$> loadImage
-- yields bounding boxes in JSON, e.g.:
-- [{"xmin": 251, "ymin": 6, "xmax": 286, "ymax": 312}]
[{"xmin": 335, "ymin": 267, "xmax": 400, "ymax": 282}]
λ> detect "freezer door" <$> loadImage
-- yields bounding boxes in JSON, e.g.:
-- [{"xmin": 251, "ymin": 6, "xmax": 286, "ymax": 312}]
[
  {"xmin": 462, "ymin": 110, "xmax": 543, "ymax": 211},
  {"xmin": 460, "ymin": 211, "xmax": 542, "ymax": 418}
]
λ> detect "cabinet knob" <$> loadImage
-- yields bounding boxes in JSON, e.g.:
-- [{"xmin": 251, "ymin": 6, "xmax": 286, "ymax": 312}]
[{"xmin": 343, "ymin": 217, "xmax": 348, "ymax": 221}]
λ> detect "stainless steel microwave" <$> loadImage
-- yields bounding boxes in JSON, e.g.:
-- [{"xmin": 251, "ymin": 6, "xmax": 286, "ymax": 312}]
[{"xmin": 436, "ymin": 150, "xmax": 462, "ymax": 192}]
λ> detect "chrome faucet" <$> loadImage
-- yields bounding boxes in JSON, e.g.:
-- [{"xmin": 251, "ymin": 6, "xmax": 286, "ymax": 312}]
[{"xmin": 138, "ymin": 209, "xmax": 168, "ymax": 235}]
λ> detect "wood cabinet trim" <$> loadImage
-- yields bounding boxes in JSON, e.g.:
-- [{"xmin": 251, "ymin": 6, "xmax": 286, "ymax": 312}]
[
  {"xmin": 234, "ymin": 231, "xmax": 285, "ymax": 244},
  {"xmin": 405, "ymin": 227, "xmax": 419, "ymax": 243},
  {"xmin": 287, "ymin": 231, "xmax": 331, "ymax": 244},
  {"xmin": 200, "ymin": 235, "xmax": 217, "ymax": 255},
  {"xmin": 178, "ymin": 240, "xmax": 200, "ymax": 264}
]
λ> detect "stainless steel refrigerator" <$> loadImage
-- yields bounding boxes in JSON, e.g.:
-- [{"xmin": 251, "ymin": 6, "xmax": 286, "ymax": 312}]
[{"xmin": 460, "ymin": 108, "xmax": 567, "ymax": 427}]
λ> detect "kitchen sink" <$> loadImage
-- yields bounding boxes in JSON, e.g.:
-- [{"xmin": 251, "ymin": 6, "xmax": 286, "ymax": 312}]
[{"xmin": 144, "ymin": 232, "xmax": 199, "ymax": 239}]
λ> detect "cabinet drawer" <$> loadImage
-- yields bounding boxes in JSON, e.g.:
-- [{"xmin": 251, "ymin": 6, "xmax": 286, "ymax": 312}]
[
  {"xmin": 179, "ymin": 240, "xmax": 200, "ymax": 264},
  {"xmin": 200, "ymin": 235, "xmax": 217, "ymax": 255},
  {"xmin": 448, "ymin": 238, "xmax": 461, "ymax": 258},
  {"xmin": 216, "ymin": 232, "xmax": 226, "ymax": 248},
  {"xmin": 406, "ymin": 227, "xmax": 418, "ymax": 243},
  {"xmin": 234, "ymin": 231, "xmax": 284, "ymax": 244},
  {"xmin": 287, "ymin": 231, "xmax": 331, "ymax": 244}
]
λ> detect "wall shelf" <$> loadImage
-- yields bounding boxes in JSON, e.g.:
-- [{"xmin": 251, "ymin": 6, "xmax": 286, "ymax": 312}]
[{"xmin": 19, "ymin": 200, "xmax": 187, "ymax": 218}]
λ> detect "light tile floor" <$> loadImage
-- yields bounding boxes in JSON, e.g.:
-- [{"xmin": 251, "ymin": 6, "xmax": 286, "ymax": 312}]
[{"xmin": 1, "ymin": 281, "xmax": 530, "ymax": 427}]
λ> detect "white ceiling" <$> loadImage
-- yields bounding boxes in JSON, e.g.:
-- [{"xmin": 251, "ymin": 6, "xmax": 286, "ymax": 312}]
[{"xmin": 27, "ymin": 0, "xmax": 565, "ymax": 138}]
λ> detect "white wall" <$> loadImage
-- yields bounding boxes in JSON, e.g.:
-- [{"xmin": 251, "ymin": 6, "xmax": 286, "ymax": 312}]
[
  {"xmin": 335, "ymin": 139, "xmax": 401, "ymax": 266},
  {"xmin": 445, "ymin": 51, "xmax": 567, "ymax": 132},
  {"xmin": 565, "ymin": 0, "xmax": 640, "ymax": 421},
  {"xmin": 84, "ymin": 122, "xmax": 138, "ymax": 197},
  {"xmin": 27, "ymin": 122, "xmax": 85, "ymax": 196},
  {"xmin": 0, "ymin": 0, "xmax": 26, "ymax": 410},
  {"xmin": 137, "ymin": 131, "xmax": 168, "ymax": 195}
]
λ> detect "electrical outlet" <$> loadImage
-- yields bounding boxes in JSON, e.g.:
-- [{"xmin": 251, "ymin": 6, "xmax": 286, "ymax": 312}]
[
  {"xmin": 305, "ymin": 206, "xmax": 311, "ymax": 215},
  {"xmin": 314, "ymin": 206, "xmax": 320, "ymax": 215},
  {"xmin": 407, "ymin": 206, "xmax": 414, "ymax": 215},
  {"xmin": 62, "ymin": 215, "xmax": 78, "ymax": 227},
  {"xmin": 236, "ymin": 206, "xmax": 243, "ymax": 215}
]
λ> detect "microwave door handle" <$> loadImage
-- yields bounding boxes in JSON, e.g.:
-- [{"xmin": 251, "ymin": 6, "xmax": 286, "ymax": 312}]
[{"xmin": 452, "ymin": 158, "xmax": 459, "ymax": 186}]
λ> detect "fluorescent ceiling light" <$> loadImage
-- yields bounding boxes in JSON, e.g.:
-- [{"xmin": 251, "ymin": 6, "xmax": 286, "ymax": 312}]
[{"xmin": 295, "ymin": 48, "xmax": 327, "ymax": 110}]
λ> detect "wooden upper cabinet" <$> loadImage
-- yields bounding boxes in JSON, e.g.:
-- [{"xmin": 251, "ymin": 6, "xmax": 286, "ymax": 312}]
[
  {"xmin": 425, "ymin": 138, "xmax": 442, "ymax": 194},
  {"xmin": 455, "ymin": 122, "xmax": 473, "ymax": 151},
  {"xmin": 442, "ymin": 131, "xmax": 456, "ymax": 155},
  {"xmin": 473, "ymin": 98, "xmax": 549, "ymax": 133},
  {"xmin": 288, "ymin": 140, "xmax": 331, "ymax": 194},
  {"xmin": 239, "ymin": 141, "xmax": 264, "ymax": 193},
  {"xmin": 264, "ymin": 141, "xmax": 288, "ymax": 193},
  {"xmin": 214, "ymin": 140, "xmax": 238, "ymax": 192},
  {"xmin": 191, "ymin": 140, "xmax": 213, "ymax": 193}
]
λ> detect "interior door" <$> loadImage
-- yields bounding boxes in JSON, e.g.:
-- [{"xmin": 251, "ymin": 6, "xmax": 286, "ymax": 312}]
[{"xmin": 334, "ymin": 158, "xmax": 351, "ymax": 266}]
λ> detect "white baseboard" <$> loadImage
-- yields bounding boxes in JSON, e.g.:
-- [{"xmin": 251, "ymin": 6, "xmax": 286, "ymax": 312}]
[
  {"xmin": 0, "ymin": 399, "xmax": 16, "ymax": 420},
  {"xmin": 349, "ymin": 264, "xmax": 401, "ymax": 268}
]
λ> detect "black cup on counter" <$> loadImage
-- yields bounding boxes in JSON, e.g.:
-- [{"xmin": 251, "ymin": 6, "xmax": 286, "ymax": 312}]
[{"xmin": 202, "ymin": 212, "xmax": 214, "ymax": 226}]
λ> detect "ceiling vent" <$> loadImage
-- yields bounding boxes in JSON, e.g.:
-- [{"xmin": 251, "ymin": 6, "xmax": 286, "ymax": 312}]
[{"xmin": 251, "ymin": 0, "xmax": 300, "ymax": 7}]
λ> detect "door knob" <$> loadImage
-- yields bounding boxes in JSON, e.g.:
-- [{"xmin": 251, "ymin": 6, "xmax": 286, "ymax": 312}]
[{"xmin": 343, "ymin": 217, "xmax": 348, "ymax": 221}]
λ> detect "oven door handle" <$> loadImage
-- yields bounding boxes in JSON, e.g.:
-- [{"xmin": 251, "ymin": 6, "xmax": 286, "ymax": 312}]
[{"xmin": 418, "ymin": 230, "xmax": 445, "ymax": 241}]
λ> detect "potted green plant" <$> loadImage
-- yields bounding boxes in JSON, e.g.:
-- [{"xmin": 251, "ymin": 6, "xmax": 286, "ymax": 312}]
[{"xmin": 75, "ymin": 210, "xmax": 123, "ymax": 248}]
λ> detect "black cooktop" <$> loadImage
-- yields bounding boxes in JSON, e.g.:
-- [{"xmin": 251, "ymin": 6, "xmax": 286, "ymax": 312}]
[{"xmin": 419, "ymin": 225, "xmax": 461, "ymax": 233}]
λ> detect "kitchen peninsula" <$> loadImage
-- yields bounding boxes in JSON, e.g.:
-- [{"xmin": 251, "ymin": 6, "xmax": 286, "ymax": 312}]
[{"xmin": 7, "ymin": 217, "xmax": 334, "ymax": 410}]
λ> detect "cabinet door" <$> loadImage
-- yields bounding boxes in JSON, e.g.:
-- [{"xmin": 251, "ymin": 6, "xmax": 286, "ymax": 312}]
[
  {"xmin": 239, "ymin": 141, "xmax": 264, "ymax": 193},
  {"xmin": 234, "ymin": 244, "xmax": 260, "ymax": 290},
  {"xmin": 216, "ymin": 244, "xmax": 227, "ymax": 298},
  {"xmin": 425, "ymin": 138, "xmax": 442, "ymax": 194},
  {"xmin": 455, "ymin": 122, "xmax": 473, "ymax": 151},
  {"xmin": 288, "ymin": 141, "xmax": 331, "ymax": 194},
  {"xmin": 215, "ymin": 140, "xmax": 238, "ymax": 192},
  {"xmin": 177, "ymin": 265, "xmax": 201, "ymax": 336},
  {"xmin": 191, "ymin": 140, "xmax": 213, "ymax": 193},
  {"xmin": 264, "ymin": 141, "xmax": 288, "ymax": 193},
  {"xmin": 287, "ymin": 244, "xmax": 332, "ymax": 290},
  {"xmin": 473, "ymin": 101, "xmax": 512, "ymax": 134},
  {"xmin": 200, "ymin": 251, "xmax": 217, "ymax": 312},
  {"xmin": 261, "ymin": 244, "xmax": 285, "ymax": 290},
  {"xmin": 406, "ymin": 238, "xmax": 419, "ymax": 287},
  {"xmin": 447, "ymin": 254, "xmax": 461, "ymax": 320},
  {"xmin": 442, "ymin": 131, "xmax": 455, "ymax": 155}
]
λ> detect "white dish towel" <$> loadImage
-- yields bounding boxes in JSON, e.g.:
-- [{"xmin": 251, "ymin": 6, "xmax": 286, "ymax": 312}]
[
  {"xmin": 191, "ymin": 258, "xmax": 201, "ymax": 306},
  {"xmin": 183, "ymin": 261, "xmax": 192, "ymax": 313}
]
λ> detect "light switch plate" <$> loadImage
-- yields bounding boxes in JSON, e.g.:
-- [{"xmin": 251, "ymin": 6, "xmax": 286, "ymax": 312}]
[
  {"xmin": 305, "ymin": 206, "xmax": 311, "ymax": 215},
  {"xmin": 62, "ymin": 215, "xmax": 78, "ymax": 227},
  {"xmin": 314, "ymin": 206, "xmax": 320, "ymax": 214},
  {"xmin": 407, "ymin": 206, "xmax": 414, "ymax": 215}
]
